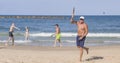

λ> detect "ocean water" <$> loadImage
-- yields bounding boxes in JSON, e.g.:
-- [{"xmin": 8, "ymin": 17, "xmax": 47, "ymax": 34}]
[{"xmin": 0, "ymin": 15, "xmax": 120, "ymax": 46}]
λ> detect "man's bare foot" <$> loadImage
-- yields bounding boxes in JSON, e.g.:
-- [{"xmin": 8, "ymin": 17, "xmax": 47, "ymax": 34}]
[
  {"xmin": 80, "ymin": 59, "xmax": 82, "ymax": 62},
  {"xmin": 5, "ymin": 43, "xmax": 8, "ymax": 46},
  {"xmin": 12, "ymin": 45, "xmax": 15, "ymax": 47},
  {"xmin": 59, "ymin": 44, "xmax": 62, "ymax": 47}
]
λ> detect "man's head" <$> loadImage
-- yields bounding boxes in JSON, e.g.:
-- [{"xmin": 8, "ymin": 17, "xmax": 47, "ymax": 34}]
[
  {"xmin": 55, "ymin": 24, "xmax": 59, "ymax": 29},
  {"xmin": 25, "ymin": 26, "xmax": 28, "ymax": 29},
  {"xmin": 79, "ymin": 16, "xmax": 85, "ymax": 24},
  {"xmin": 55, "ymin": 24, "xmax": 59, "ymax": 27}
]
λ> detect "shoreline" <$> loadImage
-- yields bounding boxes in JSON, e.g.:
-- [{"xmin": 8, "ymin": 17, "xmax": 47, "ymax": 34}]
[
  {"xmin": 0, "ymin": 36, "xmax": 120, "ymax": 47},
  {"xmin": 1, "ymin": 44, "xmax": 119, "ymax": 51}
]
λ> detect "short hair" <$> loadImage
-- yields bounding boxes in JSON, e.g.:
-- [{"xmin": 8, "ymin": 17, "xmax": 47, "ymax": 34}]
[{"xmin": 55, "ymin": 24, "xmax": 59, "ymax": 27}]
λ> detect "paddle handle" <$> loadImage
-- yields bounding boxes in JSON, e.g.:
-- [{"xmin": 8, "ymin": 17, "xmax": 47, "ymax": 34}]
[{"xmin": 71, "ymin": 7, "xmax": 75, "ymax": 19}]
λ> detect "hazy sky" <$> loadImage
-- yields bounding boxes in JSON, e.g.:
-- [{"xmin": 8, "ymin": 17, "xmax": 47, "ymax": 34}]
[{"xmin": 0, "ymin": 0, "xmax": 119, "ymax": 15}]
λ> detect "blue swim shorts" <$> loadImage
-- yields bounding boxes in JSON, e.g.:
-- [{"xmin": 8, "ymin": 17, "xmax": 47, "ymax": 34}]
[{"xmin": 76, "ymin": 36, "xmax": 86, "ymax": 47}]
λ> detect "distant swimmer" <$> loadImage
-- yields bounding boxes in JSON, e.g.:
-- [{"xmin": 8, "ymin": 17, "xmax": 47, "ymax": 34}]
[
  {"xmin": 24, "ymin": 26, "xmax": 29, "ymax": 41},
  {"xmin": 53, "ymin": 24, "xmax": 62, "ymax": 47},
  {"xmin": 5, "ymin": 23, "xmax": 20, "ymax": 46},
  {"xmin": 70, "ymin": 8, "xmax": 89, "ymax": 62}
]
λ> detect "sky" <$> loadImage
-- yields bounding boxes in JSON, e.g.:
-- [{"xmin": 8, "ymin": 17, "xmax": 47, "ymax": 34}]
[{"xmin": 0, "ymin": 0, "xmax": 120, "ymax": 15}]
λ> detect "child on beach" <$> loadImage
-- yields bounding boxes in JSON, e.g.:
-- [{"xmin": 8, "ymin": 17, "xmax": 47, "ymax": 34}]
[{"xmin": 24, "ymin": 26, "xmax": 29, "ymax": 41}]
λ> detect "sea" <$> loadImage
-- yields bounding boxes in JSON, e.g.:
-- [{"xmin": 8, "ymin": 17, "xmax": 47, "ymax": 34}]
[{"xmin": 0, "ymin": 15, "xmax": 120, "ymax": 46}]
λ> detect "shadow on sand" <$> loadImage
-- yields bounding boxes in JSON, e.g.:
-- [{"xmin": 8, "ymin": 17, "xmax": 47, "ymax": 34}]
[{"xmin": 85, "ymin": 56, "xmax": 104, "ymax": 61}]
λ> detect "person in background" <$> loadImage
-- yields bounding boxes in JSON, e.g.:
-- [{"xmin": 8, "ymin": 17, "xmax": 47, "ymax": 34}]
[
  {"xmin": 25, "ymin": 26, "xmax": 29, "ymax": 41},
  {"xmin": 5, "ymin": 23, "xmax": 20, "ymax": 46},
  {"xmin": 54, "ymin": 24, "xmax": 62, "ymax": 47}
]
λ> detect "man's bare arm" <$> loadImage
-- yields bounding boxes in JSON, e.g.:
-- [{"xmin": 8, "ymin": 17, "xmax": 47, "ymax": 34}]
[
  {"xmin": 70, "ymin": 18, "xmax": 77, "ymax": 24},
  {"xmin": 84, "ymin": 24, "xmax": 88, "ymax": 36},
  {"xmin": 14, "ymin": 26, "xmax": 20, "ymax": 30},
  {"xmin": 70, "ymin": 7, "xmax": 77, "ymax": 24}
]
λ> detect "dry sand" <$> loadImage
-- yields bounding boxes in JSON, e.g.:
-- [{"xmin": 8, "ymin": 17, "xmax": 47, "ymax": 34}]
[{"xmin": 0, "ymin": 45, "xmax": 120, "ymax": 63}]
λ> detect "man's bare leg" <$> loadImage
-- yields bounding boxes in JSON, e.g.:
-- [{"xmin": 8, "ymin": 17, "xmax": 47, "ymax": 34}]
[
  {"xmin": 12, "ymin": 37, "xmax": 15, "ymax": 46},
  {"xmin": 79, "ymin": 47, "xmax": 83, "ymax": 62},
  {"xmin": 5, "ymin": 37, "xmax": 11, "ymax": 46},
  {"xmin": 58, "ymin": 39, "xmax": 62, "ymax": 47},
  {"xmin": 83, "ymin": 47, "xmax": 89, "ymax": 54},
  {"xmin": 54, "ymin": 39, "xmax": 57, "ymax": 47},
  {"xmin": 77, "ymin": 46, "xmax": 89, "ymax": 62}
]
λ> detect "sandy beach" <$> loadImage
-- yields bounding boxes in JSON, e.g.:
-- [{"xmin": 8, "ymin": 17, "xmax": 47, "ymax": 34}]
[{"xmin": 0, "ymin": 45, "xmax": 119, "ymax": 63}]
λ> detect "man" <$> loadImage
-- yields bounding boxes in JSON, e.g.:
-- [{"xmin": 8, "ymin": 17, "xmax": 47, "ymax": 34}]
[
  {"xmin": 54, "ymin": 24, "xmax": 62, "ymax": 47},
  {"xmin": 5, "ymin": 23, "xmax": 20, "ymax": 46},
  {"xmin": 70, "ymin": 16, "xmax": 89, "ymax": 61}
]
